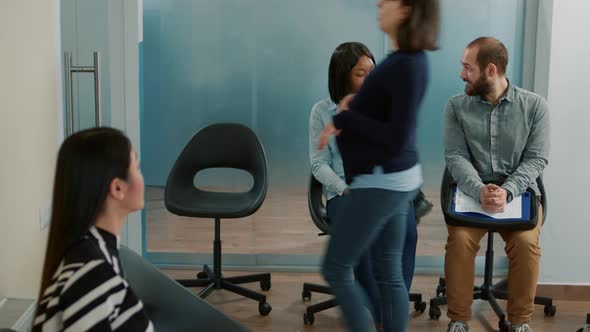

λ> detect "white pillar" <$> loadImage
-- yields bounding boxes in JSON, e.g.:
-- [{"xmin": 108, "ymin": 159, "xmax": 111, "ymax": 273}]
[
  {"xmin": 0, "ymin": 0, "xmax": 61, "ymax": 298},
  {"xmin": 538, "ymin": 0, "xmax": 590, "ymax": 285}
]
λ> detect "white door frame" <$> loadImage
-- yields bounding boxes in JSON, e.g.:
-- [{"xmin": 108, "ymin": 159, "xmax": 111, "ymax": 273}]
[
  {"xmin": 115, "ymin": 0, "xmax": 142, "ymax": 254},
  {"xmin": 57, "ymin": 0, "xmax": 143, "ymax": 254}
]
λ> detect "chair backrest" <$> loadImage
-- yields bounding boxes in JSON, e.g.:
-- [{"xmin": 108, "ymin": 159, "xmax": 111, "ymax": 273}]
[
  {"xmin": 441, "ymin": 168, "xmax": 547, "ymax": 225},
  {"xmin": 307, "ymin": 172, "xmax": 330, "ymax": 234},
  {"xmin": 536, "ymin": 176, "xmax": 547, "ymax": 225},
  {"xmin": 165, "ymin": 123, "xmax": 268, "ymax": 217}
]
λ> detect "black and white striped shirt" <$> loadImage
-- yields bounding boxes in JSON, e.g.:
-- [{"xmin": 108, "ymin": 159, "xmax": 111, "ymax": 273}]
[{"xmin": 33, "ymin": 227, "xmax": 153, "ymax": 332}]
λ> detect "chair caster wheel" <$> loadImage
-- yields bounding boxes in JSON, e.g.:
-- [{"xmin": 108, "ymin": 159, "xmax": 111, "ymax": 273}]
[
  {"xmin": 196, "ymin": 271, "xmax": 208, "ymax": 279},
  {"xmin": 303, "ymin": 312, "xmax": 315, "ymax": 325},
  {"xmin": 429, "ymin": 305, "xmax": 441, "ymax": 319},
  {"xmin": 259, "ymin": 302, "xmax": 272, "ymax": 316},
  {"xmin": 544, "ymin": 304, "xmax": 557, "ymax": 316},
  {"xmin": 260, "ymin": 279, "xmax": 271, "ymax": 291},
  {"xmin": 499, "ymin": 319, "xmax": 510, "ymax": 332},
  {"xmin": 302, "ymin": 290, "xmax": 311, "ymax": 301},
  {"xmin": 414, "ymin": 301, "xmax": 427, "ymax": 313}
]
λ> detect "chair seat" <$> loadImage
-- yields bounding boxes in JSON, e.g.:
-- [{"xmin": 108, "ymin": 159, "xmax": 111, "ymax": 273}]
[{"xmin": 166, "ymin": 189, "xmax": 261, "ymax": 219}]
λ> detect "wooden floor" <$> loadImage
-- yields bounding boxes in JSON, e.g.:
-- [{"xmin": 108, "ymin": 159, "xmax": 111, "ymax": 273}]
[
  {"xmin": 165, "ymin": 270, "xmax": 590, "ymax": 332},
  {"xmin": 146, "ymin": 186, "xmax": 506, "ymax": 257},
  {"xmin": 154, "ymin": 185, "xmax": 587, "ymax": 331}
]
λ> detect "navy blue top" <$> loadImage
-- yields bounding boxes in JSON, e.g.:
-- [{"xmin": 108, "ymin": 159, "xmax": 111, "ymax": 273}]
[{"xmin": 333, "ymin": 50, "xmax": 429, "ymax": 183}]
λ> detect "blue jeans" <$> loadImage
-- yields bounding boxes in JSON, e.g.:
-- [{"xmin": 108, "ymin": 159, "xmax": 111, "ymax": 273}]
[
  {"xmin": 327, "ymin": 197, "xmax": 382, "ymax": 326},
  {"xmin": 322, "ymin": 188, "xmax": 417, "ymax": 332},
  {"xmin": 326, "ymin": 195, "xmax": 418, "ymax": 327},
  {"xmin": 404, "ymin": 200, "xmax": 417, "ymax": 291}
]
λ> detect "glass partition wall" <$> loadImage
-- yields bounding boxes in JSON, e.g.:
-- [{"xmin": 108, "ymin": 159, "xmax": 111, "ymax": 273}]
[{"xmin": 142, "ymin": 0, "xmax": 527, "ymax": 271}]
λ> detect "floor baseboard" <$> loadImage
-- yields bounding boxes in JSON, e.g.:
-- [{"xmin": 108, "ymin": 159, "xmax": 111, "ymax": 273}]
[{"xmin": 537, "ymin": 284, "xmax": 590, "ymax": 301}]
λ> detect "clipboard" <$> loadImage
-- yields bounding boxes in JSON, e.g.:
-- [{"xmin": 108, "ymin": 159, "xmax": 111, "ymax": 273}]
[
  {"xmin": 443, "ymin": 184, "xmax": 539, "ymax": 231},
  {"xmin": 450, "ymin": 188, "xmax": 531, "ymax": 222}
]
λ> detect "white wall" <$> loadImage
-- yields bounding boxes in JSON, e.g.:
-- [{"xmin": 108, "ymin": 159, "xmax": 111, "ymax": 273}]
[
  {"xmin": 0, "ymin": 0, "xmax": 61, "ymax": 298},
  {"xmin": 533, "ymin": 0, "xmax": 553, "ymax": 98},
  {"xmin": 538, "ymin": 0, "xmax": 590, "ymax": 284}
]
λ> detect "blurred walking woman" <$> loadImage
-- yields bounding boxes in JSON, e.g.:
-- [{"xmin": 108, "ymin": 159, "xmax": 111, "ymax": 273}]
[
  {"xmin": 318, "ymin": 1, "xmax": 439, "ymax": 331},
  {"xmin": 34, "ymin": 128, "xmax": 153, "ymax": 331}
]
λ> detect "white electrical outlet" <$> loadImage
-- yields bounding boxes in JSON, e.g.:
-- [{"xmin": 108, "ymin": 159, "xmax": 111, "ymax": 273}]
[{"xmin": 39, "ymin": 199, "xmax": 52, "ymax": 230}]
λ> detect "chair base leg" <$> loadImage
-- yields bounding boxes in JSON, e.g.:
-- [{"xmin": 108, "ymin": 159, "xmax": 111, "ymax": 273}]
[
  {"xmin": 302, "ymin": 282, "xmax": 332, "ymax": 299},
  {"xmin": 197, "ymin": 282, "xmax": 216, "ymax": 298},
  {"xmin": 429, "ymin": 277, "xmax": 557, "ymax": 323},
  {"xmin": 176, "ymin": 266, "xmax": 272, "ymax": 316},
  {"xmin": 306, "ymin": 298, "xmax": 338, "ymax": 315},
  {"xmin": 300, "ymin": 283, "xmax": 428, "ymax": 325},
  {"xmin": 222, "ymin": 280, "xmax": 266, "ymax": 302},
  {"xmin": 224, "ymin": 273, "xmax": 271, "ymax": 286}
]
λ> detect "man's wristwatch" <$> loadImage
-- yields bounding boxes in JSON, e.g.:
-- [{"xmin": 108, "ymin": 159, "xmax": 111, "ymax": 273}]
[{"xmin": 506, "ymin": 191, "xmax": 513, "ymax": 203}]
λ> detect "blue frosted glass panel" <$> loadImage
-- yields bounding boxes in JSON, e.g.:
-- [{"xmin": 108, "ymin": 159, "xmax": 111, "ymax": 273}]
[
  {"xmin": 143, "ymin": 0, "xmax": 525, "ymax": 189},
  {"xmin": 142, "ymin": 0, "xmax": 526, "ymax": 258},
  {"xmin": 142, "ymin": 1, "xmax": 384, "ymax": 187}
]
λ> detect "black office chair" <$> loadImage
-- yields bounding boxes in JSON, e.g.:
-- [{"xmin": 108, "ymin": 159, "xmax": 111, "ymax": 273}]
[
  {"xmin": 164, "ymin": 123, "xmax": 272, "ymax": 316},
  {"xmin": 428, "ymin": 169, "xmax": 556, "ymax": 332},
  {"xmin": 302, "ymin": 173, "xmax": 428, "ymax": 325}
]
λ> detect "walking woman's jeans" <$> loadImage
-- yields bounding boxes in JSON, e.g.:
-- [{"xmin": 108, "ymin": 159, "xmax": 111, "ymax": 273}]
[
  {"xmin": 322, "ymin": 188, "xmax": 418, "ymax": 332},
  {"xmin": 326, "ymin": 194, "xmax": 418, "ymax": 327}
]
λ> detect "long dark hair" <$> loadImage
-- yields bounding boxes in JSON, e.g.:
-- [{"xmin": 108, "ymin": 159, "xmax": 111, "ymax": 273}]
[
  {"xmin": 397, "ymin": 0, "xmax": 440, "ymax": 52},
  {"xmin": 37, "ymin": 127, "xmax": 131, "ymax": 303},
  {"xmin": 328, "ymin": 42, "xmax": 376, "ymax": 104}
]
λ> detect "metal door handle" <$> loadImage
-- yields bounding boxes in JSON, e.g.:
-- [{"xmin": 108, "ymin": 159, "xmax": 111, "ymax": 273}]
[{"xmin": 63, "ymin": 51, "xmax": 102, "ymax": 135}]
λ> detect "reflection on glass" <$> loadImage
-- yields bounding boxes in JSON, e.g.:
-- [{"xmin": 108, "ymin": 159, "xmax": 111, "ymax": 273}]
[{"xmin": 143, "ymin": 0, "xmax": 525, "ymax": 259}]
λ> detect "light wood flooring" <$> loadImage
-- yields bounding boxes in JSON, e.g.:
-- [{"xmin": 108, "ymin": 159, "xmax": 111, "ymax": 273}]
[
  {"xmin": 165, "ymin": 270, "xmax": 590, "ymax": 332},
  {"xmin": 146, "ymin": 186, "xmax": 506, "ymax": 257}
]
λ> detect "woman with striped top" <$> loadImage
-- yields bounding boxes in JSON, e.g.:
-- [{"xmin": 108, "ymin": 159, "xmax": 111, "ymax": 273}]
[{"xmin": 34, "ymin": 127, "xmax": 153, "ymax": 332}]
